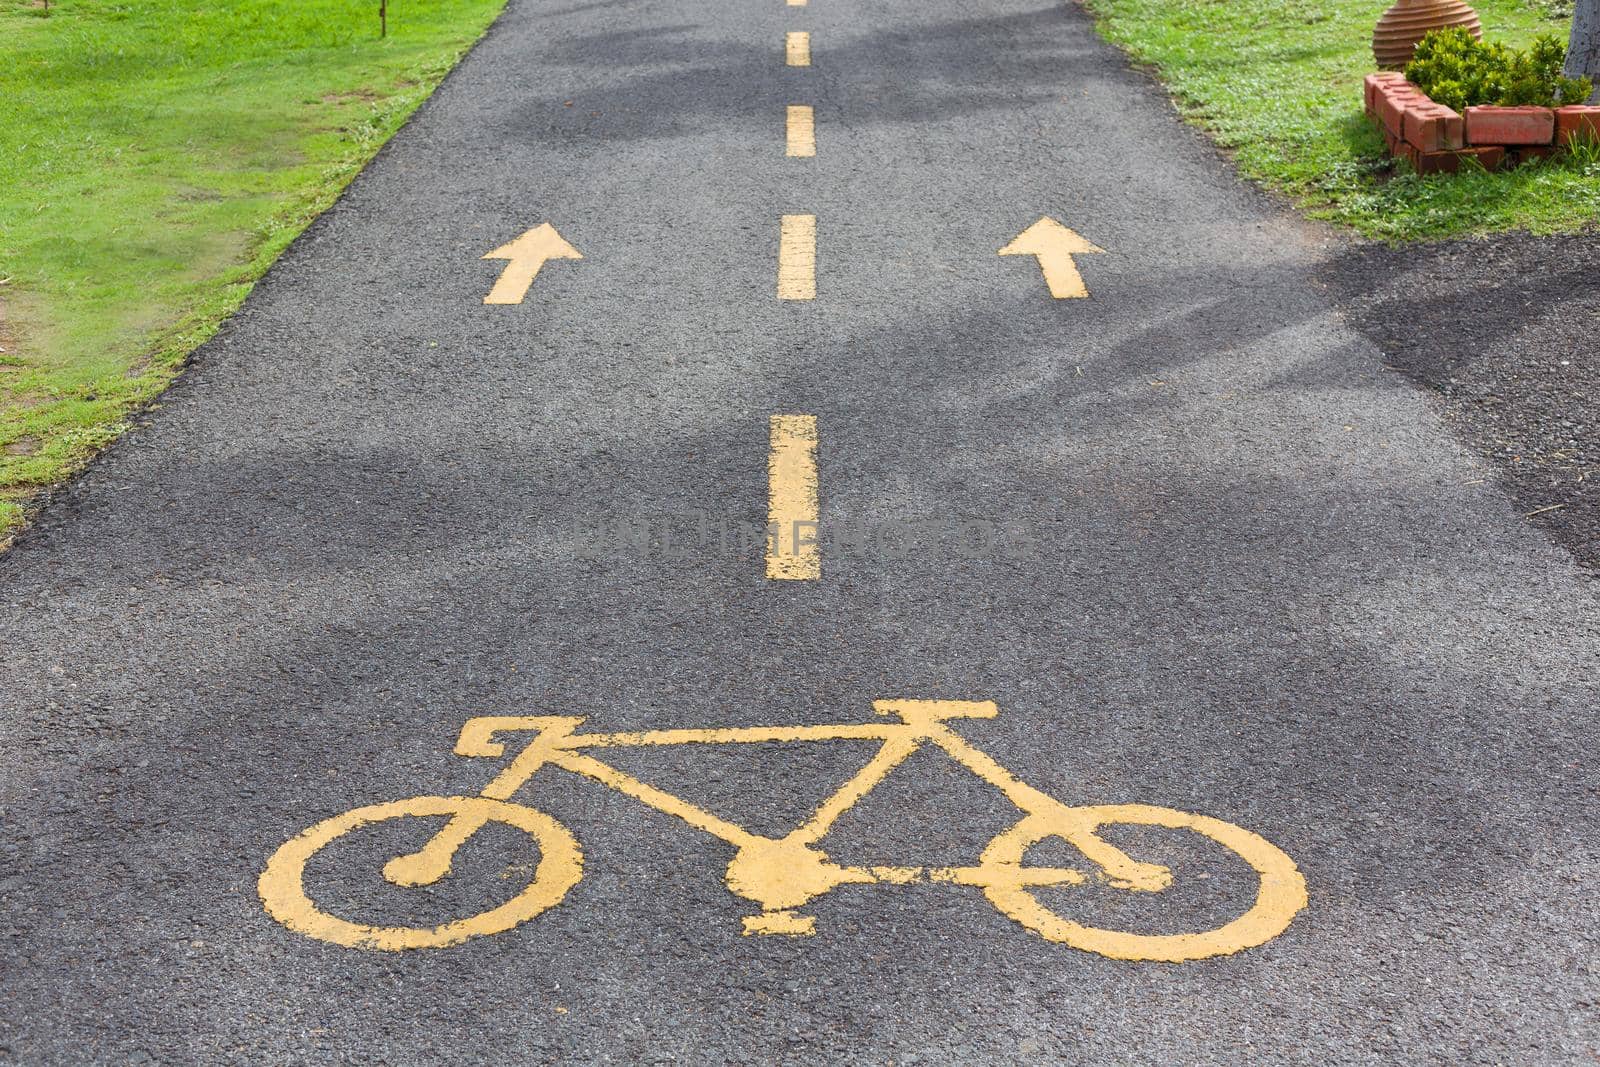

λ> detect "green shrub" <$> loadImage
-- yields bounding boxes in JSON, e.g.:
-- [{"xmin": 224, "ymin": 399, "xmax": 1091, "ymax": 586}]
[{"xmin": 1405, "ymin": 27, "xmax": 1592, "ymax": 110}]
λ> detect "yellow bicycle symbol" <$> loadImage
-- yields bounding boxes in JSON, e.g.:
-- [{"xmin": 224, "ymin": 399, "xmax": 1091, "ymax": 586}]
[{"xmin": 260, "ymin": 700, "xmax": 1307, "ymax": 961}]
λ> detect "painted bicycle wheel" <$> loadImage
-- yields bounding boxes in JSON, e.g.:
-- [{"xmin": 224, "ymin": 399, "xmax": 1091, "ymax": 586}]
[
  {"xmin": 259, "ymin": 795, "xmax": 582, "ymax": 950},
  {"xmin": 979, "ymin": 803, "xmax": 1306, "ymax": 962}
]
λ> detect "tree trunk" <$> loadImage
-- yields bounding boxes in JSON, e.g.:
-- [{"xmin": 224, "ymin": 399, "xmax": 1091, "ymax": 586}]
[{"xmin": 1570, "ymin": 0, "xmax": 1600, "ymax": 96}]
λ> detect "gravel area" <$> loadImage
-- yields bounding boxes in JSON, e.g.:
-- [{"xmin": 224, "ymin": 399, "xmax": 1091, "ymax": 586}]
[{"xmin": 1320, "ymin": 231, "xmax": 1600, "ymax": 576}]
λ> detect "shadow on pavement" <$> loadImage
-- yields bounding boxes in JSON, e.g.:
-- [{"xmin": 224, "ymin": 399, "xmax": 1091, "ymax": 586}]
[{"xmin": 1317, "ymin": 231, "xmax": 1600, "ymax": 576}]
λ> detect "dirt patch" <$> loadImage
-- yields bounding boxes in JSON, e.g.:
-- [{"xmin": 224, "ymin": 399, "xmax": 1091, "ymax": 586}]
[
  {"xmin": 3, "ymin": 392, "xmax": 49, "ymax": 410},
  {"xmin": 3, "ymin": 437, "xmax": 40, "ymax": 457},
  {"xmin": 1319, "ymin": 231, "xmax": 1600, "ymax": 577},
  {"xmin": 320, "ymin": 88, "xmax": 383, "ymax": 104}
]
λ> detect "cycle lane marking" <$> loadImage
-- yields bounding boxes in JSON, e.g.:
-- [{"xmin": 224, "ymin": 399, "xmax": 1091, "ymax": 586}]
[
  {"xmin": 786, "ymin": 31, "xmax": 811, "ymax": 67},
  {"xmin": 999, "ymin": 216, "xmax": 1105, "ymax": 299},
  {"xmin": 257, "ymin": 0, "xmax": 1308, "ymax": 966},
  {"xmin": 777, "ymin": 214, "xmax": 817, "ymax": 300},
  {"xmin": 260, "ymin": 702, "xmax": 1308, "ymax": 957},
  {"xmin": 766, "ymin": 413, "xmax": 820, "ymax": 579},
  {"xmin": 787, "ymin": 105, "xmax": 816, "ymax": 157},
  {"xmin": 480, "ymin": 223, "xmax": 582, "ymax": 304}
]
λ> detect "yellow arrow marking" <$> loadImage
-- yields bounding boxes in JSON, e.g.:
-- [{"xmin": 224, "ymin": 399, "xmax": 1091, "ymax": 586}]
[
  {"xmin": 998, "ymin": 216, "xmax": 1105, "ymax": 299},
  {"xmin": 786, "ymin": 31, "xmax": 811, "ymax": 66},
  {"xmin": 777, "ymin": 214, "xmax": 816, "ymax": 300},
  {"xmin": 481, "ymin": 223, "xmax": 582, "ymax": 305},
  {"xmin": 767, "ymin": 414, "xmax": 819, "ymax": 580},
  {"xmin": 786, "ymin": 105, "xmax": 815, "ymax": 157}
]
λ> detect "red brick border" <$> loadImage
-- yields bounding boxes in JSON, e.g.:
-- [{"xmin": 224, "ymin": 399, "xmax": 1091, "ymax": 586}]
[
  {"xmin": 1363, "ymin": 74, "xmax": 1595, "ymax": 173},
  {"xmin": 1465, "ymin": 105, "xmax": 1553, "ymax": 145},
  {"xmin": 1557, "ymin": 105, "xmax": 1600, "ymax": 145}
]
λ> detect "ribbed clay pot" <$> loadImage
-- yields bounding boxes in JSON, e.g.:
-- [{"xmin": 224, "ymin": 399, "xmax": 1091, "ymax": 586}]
[{"xmin": 1373, "ymin": 0, "xmax": 1482, "ymax": 69}]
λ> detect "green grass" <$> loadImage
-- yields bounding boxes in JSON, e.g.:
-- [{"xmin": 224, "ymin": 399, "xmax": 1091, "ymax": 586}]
[
  {"xmin": 0, "ymin": 0, "xmax": 506, "ymax": 544},
  {"xmin": 1079, "ymin": 0, "xmax": 1600, "ymax": 239}
]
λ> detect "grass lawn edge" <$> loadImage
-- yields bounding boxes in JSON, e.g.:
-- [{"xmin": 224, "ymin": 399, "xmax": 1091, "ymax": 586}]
[
  {"xmin": 0, "ymin": 1, "xmax": 509, "ymax": 551},
  {"xmin": 1070, "ymin": 0, "xmax": 1600, "ymax": 245}
]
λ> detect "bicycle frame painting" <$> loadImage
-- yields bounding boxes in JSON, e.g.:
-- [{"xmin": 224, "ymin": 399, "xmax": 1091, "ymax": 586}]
[{"xmin": 261, "ymin": 700, "xmax": 1307, "ymax": 961}]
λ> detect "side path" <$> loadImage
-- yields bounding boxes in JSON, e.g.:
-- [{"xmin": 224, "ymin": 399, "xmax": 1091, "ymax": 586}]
[
  {"xmin": 1321, "ymin": 231, "xmax": 1600, "ymax": 576},
  {"xmin": 2, "ymin": 0, "xmax": 1599, "ymax": 1062}
]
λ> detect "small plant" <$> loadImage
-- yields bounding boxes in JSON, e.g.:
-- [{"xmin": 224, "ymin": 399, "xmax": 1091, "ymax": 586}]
[
  {"xmin": 1566, "ymin": 131, "xmax": 1600, "ymax": 175},
  {"xmin": 1405, "ymin": 27, "xmax": 1593, "ymax": 111}
]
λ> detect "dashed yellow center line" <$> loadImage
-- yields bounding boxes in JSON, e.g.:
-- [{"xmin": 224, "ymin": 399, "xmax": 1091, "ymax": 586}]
[
  {"xmin": 766, "ymin": 415, "xmax": 820, "ymax": 580},
  {"xmin": 786, "ymin": 31, "xmax": 811, "ymax": 67},
  {"xmin": 786, "ymin": 105, "xmax": 816, "ymax": 157},
  {"xmin": 777, "ymin": 214, "xmax": 816, "ymax": 300},
  {"xmin": 787, "ymin": 0, "xmax": 806, "ymax": 6}
]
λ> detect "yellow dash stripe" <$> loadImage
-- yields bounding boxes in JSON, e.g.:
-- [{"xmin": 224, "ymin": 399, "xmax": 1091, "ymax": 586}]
[
  {"xmin": 786, "ymin": 31, "xmax": 811, "ymax": 66},
  {"xmin": 766, "ymin": 415, "xmax": 820, "ymax": 581},
  {"xmin": 786, "ymin": 105, "xmax": 815, "ymax": 157},
  {"xmin": 777, "ymin": 214, "xmax": 815, "ymax": 300},
  {"xmin": 787, "ymin": 0, "xmax": 806, "ymax": 6}
]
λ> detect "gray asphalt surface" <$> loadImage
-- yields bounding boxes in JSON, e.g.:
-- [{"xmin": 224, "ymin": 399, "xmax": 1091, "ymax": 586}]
[
  {"xmin": 4, "ymin": 0, "xmax": 1600, "ymax": 1062},
  {"xmin": 1321, "ymin": 231, "xmax": 1600, "ymax": 576}
]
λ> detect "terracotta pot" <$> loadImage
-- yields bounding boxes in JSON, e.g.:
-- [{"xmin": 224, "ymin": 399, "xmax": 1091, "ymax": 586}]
[{"xmin": 1373, "ymin": 0, "xmax": 1482, "ymax": 70}]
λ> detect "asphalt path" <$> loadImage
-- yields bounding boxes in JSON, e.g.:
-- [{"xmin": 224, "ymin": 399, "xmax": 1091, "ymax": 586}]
[{"xmin": 3, "ymin": 0, "xmax": 1599, "ymax": 1061}]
